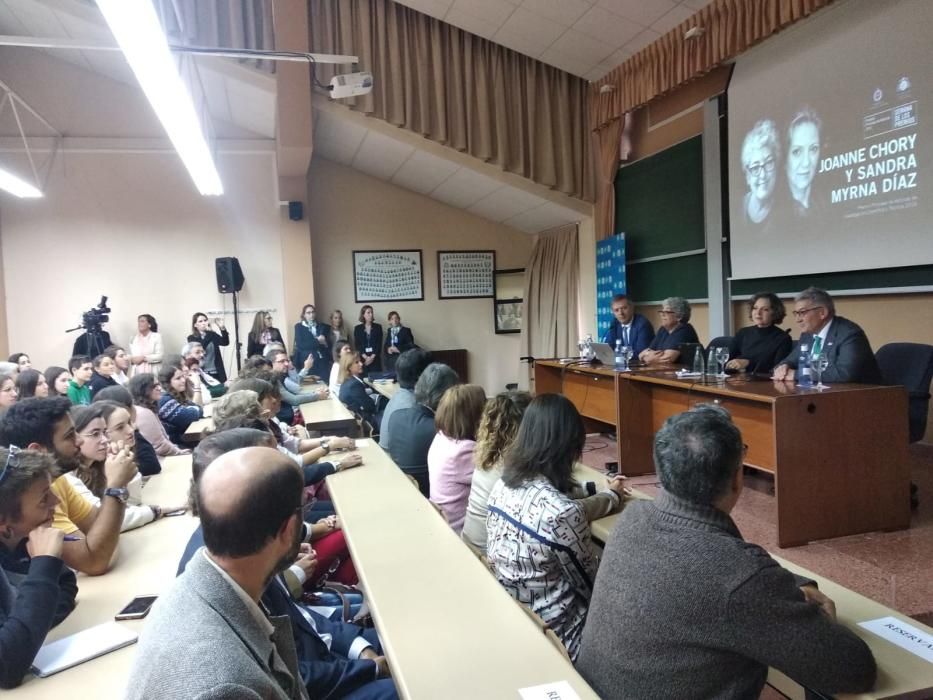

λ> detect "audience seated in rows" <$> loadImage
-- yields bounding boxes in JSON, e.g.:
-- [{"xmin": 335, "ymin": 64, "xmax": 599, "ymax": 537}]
[
  {"xmin": 0, "ymin": 446, "xmax": 78, "ymax": 688},
  {"xmin": 0, "ymin": 397, "xmax": 136, "ymax": 575},
  {"xmin": 486, "ymin": 394, "xmax": 626, "ymax": 661},
  {"xmin": 92, "ymin": 385, "xmax": 162, "ymax": 476},
  {"xmin": 577, "ymin": 404, "xmax": 877, "ymax": 698},
  {"xmin": 66, "ymin": 356, "xmax": 93, "ymax": 406},
  {"xmin": 156, "ymin": 363, "xmax": 203, "ymax": 445},
  {"xmin": 14, "ymin": 368, "xmax": 48, "ymax": 400},
  {"xmin": 127, "ymin": 373, "xmax": 189, "ymax": 457},
  {"xmin": 384, "ymin": 363, "xmax": 459, "ymax": 495},
  {"xmin": 328, "ymin": 341, "xmax": 353, "ymax": 396},
  {"xmin": 88, "ymin": 353, "xmax": 119, "ymax": 397},
  {"xmin": 45, "ymin": 366, "xmax": 70, "ymax": 398},
  {"xmin": 379, "ymin": 348, "xmax": 431, "ymax": 449},
  {"xmin": 427, "ymin": 384, "xmax": 486, "ymax": 532},
  {"xmin": 68, "ymin": 404, "xmax": 180, "ymax": 531},
  {"xmin": 338, "ymin": 352, "xmax": 384, "ymax": 433},
  {"xmin": 639, "ymin": 296, "xmax": 699, "ymax": 364},
  {"xmin": 103, "ymin": 345, "xmax": 130, "ymax": 386},
  {"xmin": 773, "ymin": 287, "xmax": 882, "ymax": 383},
  {"xmin": 263, "ymin": 346, "xmax": 326, "ymax": 425},
  {"xmin": 129, "ymin": 440, "xmax": 397, "ymax": 699}
]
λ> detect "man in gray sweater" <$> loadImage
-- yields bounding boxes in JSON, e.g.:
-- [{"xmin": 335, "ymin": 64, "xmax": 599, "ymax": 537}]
[{"xmin": 577, "ymin": 404, "xmax": 877, "ymax": 699}]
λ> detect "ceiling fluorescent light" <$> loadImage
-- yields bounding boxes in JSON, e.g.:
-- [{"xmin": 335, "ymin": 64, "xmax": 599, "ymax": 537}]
[
  {"xmin": 0, "ymin": 167, "xmax": 42, "ymax": 198},
  {"xmin": 96, "ymin": 0, "xmax": 223, "ymax": 196}
]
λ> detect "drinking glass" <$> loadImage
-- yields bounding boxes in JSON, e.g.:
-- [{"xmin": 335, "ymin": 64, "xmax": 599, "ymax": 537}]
[
  {"xmin": 812, "ymin": 353, "xmax": 830, "ymax": 390},
  {"xmin": 716, "ymin": 347, "xmax": 730, "ymax": 378},
  {"xmin": 621, "ymin": 345, "xmax": 634, "ymax": 371}
]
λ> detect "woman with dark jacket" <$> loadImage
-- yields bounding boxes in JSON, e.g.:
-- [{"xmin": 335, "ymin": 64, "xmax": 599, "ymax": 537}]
[
  {"xmin": 293, "ymin": 304, "xmax": 332, "ymax": 379},
  {"xmin": 383, "ymin": 311, "xmax": 415, "ymax": 373},
  {"xmin": 338, "ymin": 353, "xmax": 383, "ymax": 433},
  {"xmin": 188, "ymin": 312, "xmax": 230, "ymax": 383},
  {"xmin": 87, "ymin": 354, "xmax": 119, "ymax": 396},
  {"xmin": 246, "ymin": 310, "xmax": 284, "ymax": 359},
  {"xmin": 726, "ymin": 292, "xmax": 794, "ymax": 375},
  {"xmin": 353, "ymin": 305, "xmax": 383, "ymax": 376}
]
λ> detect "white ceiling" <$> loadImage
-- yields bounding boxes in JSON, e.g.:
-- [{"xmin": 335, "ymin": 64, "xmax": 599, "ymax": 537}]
[
  {"xmin": 0, "ymin": 0, "xmax": 275, "ymax": 138},
  {"xmin": 393, "ymin": 0, "xmax": 715, "ymax": 81},
  {"xmin": 312, "ymin": 107, "xmax": 583, "ymax": 234}
]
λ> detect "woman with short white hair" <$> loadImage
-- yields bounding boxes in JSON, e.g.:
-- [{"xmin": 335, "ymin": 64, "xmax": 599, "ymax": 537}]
[{"xmin": 639, "ymin": 297, "xmax": 699, "ymax": 364}]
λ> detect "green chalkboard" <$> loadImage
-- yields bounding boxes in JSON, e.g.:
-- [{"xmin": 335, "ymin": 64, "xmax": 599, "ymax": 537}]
[
  {"xmin": 730, "ymin": 265, "xmax": 933, "ymax": 296},
  {"xmin": 614, "ymin": 136, "xmax": 705, "ymax": 260},
  {"xmin": 628, "ymin": 253, "xmax": 708, "ymax": 302}
]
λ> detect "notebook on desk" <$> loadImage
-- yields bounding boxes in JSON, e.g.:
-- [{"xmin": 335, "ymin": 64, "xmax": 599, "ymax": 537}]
[{"xmin": 31, "ymin": 622, "xmax": 138, "ymax": 677}]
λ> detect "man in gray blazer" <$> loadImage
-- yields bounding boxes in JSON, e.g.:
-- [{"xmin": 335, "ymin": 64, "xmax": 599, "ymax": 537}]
[
  {"xmin": 127, "ymin": 447, "xmax": 308, "ymax": 700},
  {"xmin": 773, "ymin": 287, "xmax": 882, "ymax": 384}
]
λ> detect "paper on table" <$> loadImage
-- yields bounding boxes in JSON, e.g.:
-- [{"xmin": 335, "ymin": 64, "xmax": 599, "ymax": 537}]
[
  {"xmin": 518, "ymin": 681, "xmax": 582, "ymax": 700},
  {"xmin": 858, "ymin": 616, "xmax": 933, "ymax": 663},
  {"xmin": 31, "ymin": 621, "xmax": 138, "ymax": 677},
  {"xmin": 353, "ymin": 439, "xmax": 370, "ymax": 448}
]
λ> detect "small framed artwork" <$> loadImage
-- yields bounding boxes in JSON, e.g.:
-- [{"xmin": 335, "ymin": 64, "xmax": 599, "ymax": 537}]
[
  {"xmin": 495, "ymin": 299, "xmax": 522, "ymax": 334},
  {"xmin": 353, "ymin": 250, "xmax": 424, "ymax": 303},
  {"xmin": 437, "ymin": 250, "xmax": 496, "ymax": 299}
]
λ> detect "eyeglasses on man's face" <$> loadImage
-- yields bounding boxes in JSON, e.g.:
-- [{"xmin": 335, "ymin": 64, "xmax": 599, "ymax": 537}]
[{"xmin": 792, "ymin": 306, "xmax": 824, "ymax": 319}]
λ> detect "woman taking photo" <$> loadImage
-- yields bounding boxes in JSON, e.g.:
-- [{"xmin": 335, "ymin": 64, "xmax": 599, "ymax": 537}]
[
  {"xmin": 156, "ymin": 364, "xmax": 203, "ymax": 445},
  {"xmin": 293, "ymin": 304, "xmax": 332, "ymax": 379},
  {"xmin": 128, "ymin": 373, "xmax": 189, "ymax": 457},
  {"xmin": 486, "ymin": 394, "xmax": 626, "ymax": 661},
  {"xmin": 69, "ymin": 404, "xmax": 180, "ymax": 531},
  {"xmin": 45, "ymin": 367, "xmax": 70, "ymax": 398},
  {"xmin": 246, "ymin": 311, "xmax": 284, "ymax": 358},
  {"xmin": 726, "ymin": 292, "xmax": 793, "ymax": 375},
  {"xmin": 14, "ymin": 369, "xmax": 48, "ymax": 400},
  {"xmin": 128, "ymin": 314, "xmax": 163, "ymax": 377},
  {"xmin": 188, "ymin": 312, "xmax": 229, "ymax": 384},
  {"xmin": 353, "ymin": 305, "xmax": 383, "ymax": 376},
  {"xmin": 427, "ymin": 384, "xmax": 486, "ymax": 533}
]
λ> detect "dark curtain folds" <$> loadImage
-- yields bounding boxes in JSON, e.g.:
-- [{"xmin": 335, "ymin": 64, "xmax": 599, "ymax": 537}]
[{"xmin": 309, "ymin": 0, "xmax": 594, "ymax": 202}]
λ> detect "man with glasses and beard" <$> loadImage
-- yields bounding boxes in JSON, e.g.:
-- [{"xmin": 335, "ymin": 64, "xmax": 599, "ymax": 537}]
[{"xmin": 0, "ymin": 397, "xmax": 136, "ymax": 575}]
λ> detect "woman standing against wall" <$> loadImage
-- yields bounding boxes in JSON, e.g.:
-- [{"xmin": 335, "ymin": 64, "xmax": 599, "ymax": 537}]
[
  {"xmin": 353, "ymin": 305, "xmax": 383, "ymax": 376},
  {"xmin": 246, "ymin": 311, "xmax": 284, "ymax": 359},
  {"xmin": 128, "ymin": 314, "xmax": 163, "ymax": 377},
  {"xmin": 188, "ymin": 312, "xmax": 230, "ymax": 383}
]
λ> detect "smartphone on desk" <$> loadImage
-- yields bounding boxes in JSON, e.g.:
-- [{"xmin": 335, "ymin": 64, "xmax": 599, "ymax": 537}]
[
  {"xmin": 162, "ymin": 507, "xmax": 187, "ymax": 518},
  {"xmin": 115, "ymin": 595, "xmax": 158, "ymax": 621}
]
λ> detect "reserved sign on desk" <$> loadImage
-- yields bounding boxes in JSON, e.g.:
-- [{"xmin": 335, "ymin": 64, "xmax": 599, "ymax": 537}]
[
  {"xmin": 859, "ymin": 617, "xmax": 933, "ymax": 663},
  {"xmin": 519, "ymin": 681, "xmax": 582, "ymax": 700}
]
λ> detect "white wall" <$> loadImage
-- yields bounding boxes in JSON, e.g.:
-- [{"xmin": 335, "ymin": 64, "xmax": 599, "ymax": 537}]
[
  {"xmin": 1, "ymin": 146, "xmax": 295, "ymax": 371},
  {"xmin": 308, "ymin": 158, "xmax": 534, "ymax": 395}
]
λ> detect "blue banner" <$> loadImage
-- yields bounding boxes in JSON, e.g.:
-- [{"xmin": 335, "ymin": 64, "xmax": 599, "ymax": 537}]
[{"xmin": 595, "ymin": 234, "xmax": 626, "ymax": 341}]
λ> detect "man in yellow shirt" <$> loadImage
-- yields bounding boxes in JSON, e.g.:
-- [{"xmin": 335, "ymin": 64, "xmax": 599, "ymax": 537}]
[{"xmin": 0, "ymin": 397, "xmax": 136, "ymax": 575}]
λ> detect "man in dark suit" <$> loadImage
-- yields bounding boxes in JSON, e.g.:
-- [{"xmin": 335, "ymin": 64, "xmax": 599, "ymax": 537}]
[
  {"xmin": 602, "ymin": 295, "xmax": 655, "ymax": 357},
  {"xmin": 773, "ymin": 287, "xmax": 882, "ymax": 384}
]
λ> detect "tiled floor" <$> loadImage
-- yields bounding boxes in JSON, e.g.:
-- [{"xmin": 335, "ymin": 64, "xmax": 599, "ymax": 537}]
[{"xmin": 580, "ymin": 435, "xmax": 933, "ymax": 626}]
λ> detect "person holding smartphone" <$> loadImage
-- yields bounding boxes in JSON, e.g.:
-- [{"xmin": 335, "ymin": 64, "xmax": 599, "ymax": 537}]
[
  {"xmin": 188, "ymin": 312, "xmax": 230, "ymax": 384},
  {"xmin": 0, "ymin": 446, "xmax": 78, "ymax": 688}
]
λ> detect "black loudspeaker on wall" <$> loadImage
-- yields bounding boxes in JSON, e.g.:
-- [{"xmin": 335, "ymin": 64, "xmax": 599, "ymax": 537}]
[
  {"xmin": 288, "ymin": 201, "xmax": 304, "ymax": 221},
  {"xmin": 215, "ymin": 257, "xmax": 245, "ymax": 293}
]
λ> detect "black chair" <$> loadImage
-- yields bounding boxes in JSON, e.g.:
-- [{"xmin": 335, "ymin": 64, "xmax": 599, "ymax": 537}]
[
  {"xmin": 875, "ymin": 343, "xmax": 933, "ymax": 443},
  {"xmin": 678, "ymin": 342, "xmax": 704, "ymax": 368},
  {"xmin": 706, "ymin": 336, "xmax": 734, "ymax": 352}
]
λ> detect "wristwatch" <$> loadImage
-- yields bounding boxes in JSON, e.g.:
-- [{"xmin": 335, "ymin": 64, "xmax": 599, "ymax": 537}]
[
  {"xmin": 320, "ymin": 439, "xmax": 330, "ymax": 454},
  {"xmin": 104, "ymin": 487, "xmax": 129, "ymax": 504}
]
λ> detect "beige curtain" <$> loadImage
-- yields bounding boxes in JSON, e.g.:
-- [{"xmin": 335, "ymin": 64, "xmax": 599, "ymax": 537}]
[
  {"xmin": 521, "ymin": 224, "xmax": 580, "ymax": 365},
  {"xmin": 591, "ymin": 0, "xmax": 835, "ymax": 128},
  {"xmin": 308, "ymin": 0, "xmax": 594, "ymax": 202},
  {"xmin": 155, "ymin": 0, "xmax": 275, "ymax": 71},
  {"xmin": 592, "ymin": 116, "xmax": 624, "ymax": 241}
]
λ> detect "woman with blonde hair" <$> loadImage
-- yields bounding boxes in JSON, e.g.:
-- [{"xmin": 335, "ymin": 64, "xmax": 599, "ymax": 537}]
[
  {"xmin": 328, "ymin": 309, "xmax": 353, "ymax": 349},
  {"xmin": 246, "ymin": 310, "xmax": 284, "ymax": 358},
  {"xmin": 427, "ymin": 384, "xmax": 486, "ymax": 532}
]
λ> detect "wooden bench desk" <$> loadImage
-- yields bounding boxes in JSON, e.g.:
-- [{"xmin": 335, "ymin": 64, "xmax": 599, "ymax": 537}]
[
  {"xmin": 536, "ymin": 360, "xmax": 911, "ymax": 547},
  {"xmin": 327, "ymin": 440, "xmax": 599, "ymax": 699},
  {"xmin": 300, "ymin": 397, "xmax": 357, "ymax": 432},
  {"xmin": 369, "ymin": 379, "xmax": 399, "ymax": 401},
  {"xmin": 8, "ymin": 456, "xmax": 196, "ymax": 697}
]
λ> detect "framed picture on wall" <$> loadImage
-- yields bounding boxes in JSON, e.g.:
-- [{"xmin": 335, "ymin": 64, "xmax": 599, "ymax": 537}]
[
  {"xmin": 437, "ymin": 250, "xmax": 496, "ymax": 299},
  {"xmin": 494, "ymin": 300, "xmax": 522, "ymax": 334},
  {"xmin": 352, "ymin": 250, "xmax": 424, "ymax": 303}
]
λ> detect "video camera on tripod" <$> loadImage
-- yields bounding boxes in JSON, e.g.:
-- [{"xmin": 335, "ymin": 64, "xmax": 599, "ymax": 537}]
[{"xmin": 67, "ymin": 296, "xmax": 112, "ymax": 357}]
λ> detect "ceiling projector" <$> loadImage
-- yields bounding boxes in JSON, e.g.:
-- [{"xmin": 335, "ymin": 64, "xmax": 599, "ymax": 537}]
[{"xmin": 329, "ymin": 72, "xmax": 374, "ymax": 99}]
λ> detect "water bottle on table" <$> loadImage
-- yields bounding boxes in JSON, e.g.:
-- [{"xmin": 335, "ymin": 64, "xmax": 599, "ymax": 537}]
[
  {"xmin": 796, "ymin": 343, "xmax": 813, "ymax": 387},
  {"xmin": 692, "ymin": 348, "xmax": 705, "ymax": 376},
  {"xmin": 614, "ymin": 340, "xmax": 624, "ymax": 370}
]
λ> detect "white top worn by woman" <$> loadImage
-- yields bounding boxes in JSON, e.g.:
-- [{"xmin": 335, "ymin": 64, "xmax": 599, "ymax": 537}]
[{"xmin": 486, "ymin": 476, "xmax": 598, "ymax": 661}]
